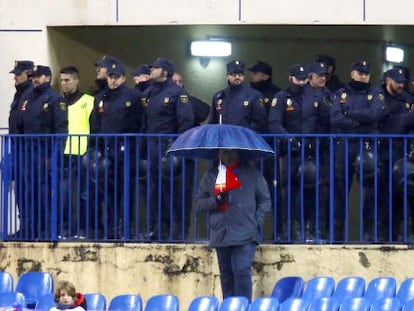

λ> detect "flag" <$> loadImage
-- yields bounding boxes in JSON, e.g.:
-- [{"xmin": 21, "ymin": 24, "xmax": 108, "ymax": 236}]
[{"xmin": 214, "ymin": 163, "xmax": 242, "ymax": 210}]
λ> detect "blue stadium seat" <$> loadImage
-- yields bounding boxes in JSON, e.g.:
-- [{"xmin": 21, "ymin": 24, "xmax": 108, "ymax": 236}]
[
  {"xmin": 144, "ymin": 294, "xmax": 179, "ymax": 311},
  {"xmin": 364, "ymin": 277, "xmax": 396, "ymax": 303},
  {"xmin": 338, "ymin": 297, "xmax": 371, "ymax": 311},
  {"xmin": 0, "ymin": 292, "xmax": 25, "ymax": 309},
  {"xmin": 279, "ymin": 298, "xmax": 310, "ymax": 311},
  {"xmin": 370, "ymin": 297, "xmax": 400, "ymax": 311},
  {"xmin": 402, "ymin": 299, "xmax": 414, "ymax": 311},
  {"xmin": 302, "ymin": 277, "xmax": 336, "ymax": 301},
  {"xmin": 397, "ymin": 278, "xmax": 414, "ymax": 305},
  {"xmin": 15, "ymin": 271, "xmax": 54, "ymax": 308},
  {"xmin": 84, "ymin": 293, "xmax": 107, "ymax": 311},
  {"xmin": 218, "ymin": 296, "xmax": 249, "ymax": 311},
  {"xmin": 35, "ymin": 293, "xmax": 55, "ymax": 310},
  {"xmin": 271, "ymin": 276, "xmax": 305, "ymax": 303},
  {"xmin": 0, "ymin": 272, "xmax": 13, "ymax": 293},
  {"xmin": 108, "ymin": 294, "xmax": 142, "ymax": 311},
  {"xmin": 332, "ymin": 277, "xmax": 365, "ymax": 305},
  {"xmin": 188, "ymin": 296, "xmax": 219, "ymax": 311},
  {"xmin": 249, "ymin": 297, "xmax": 279, "ymax": 311},
  {"xmin": 308, "ymin": 297, "xmax": 339, "ymax": 311}
]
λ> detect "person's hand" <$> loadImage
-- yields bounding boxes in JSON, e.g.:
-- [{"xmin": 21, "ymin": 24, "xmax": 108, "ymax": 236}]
[{"xmin": 216, "ymin": 192, "xmax": 228, "ymax": 206}]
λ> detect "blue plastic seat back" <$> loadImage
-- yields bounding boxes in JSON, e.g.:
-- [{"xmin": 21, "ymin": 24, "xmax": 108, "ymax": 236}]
[
  {"xmin": 397, "ymin": 278, "xmax": 414, "ymax": 305},
  {"xmin": 402, "ymin": 299, "xmax": 414, "ymax": 311},
  {"xmin": 364, "ymin": 277, "xmax": 396, "ymax": 303},
  {"xmin": 249, "ymin": 297, "xmax": 279, "ymax": 311},
  {"xmin": 279, "ymin": 298, "xmax": 310, "ymax": 311},
  {"xmin": 108, "ymin": 294, "xmax": 142, "ymax": 311},
  {"xmin": 0, "ymin": 272, "xmax": 14, "ymax": 293},
  {"xmin": 15, "ymin": 271, "xmax": 54, "ymax": 307},
  {"xmin": 333, "ymin": 277, "xmax": 365, "ymax": 305},
  {"xmin": 35, "ymin": 293, "xmax": 55, "ymax": 310},
  {"xmin": 188, "ymin": 296, "xmax": 219, "ymax": 311},
  {"xmin": 308, "ymin": 297, "xmax": 339, "ymax": 311},
  {"xmin": 370, "ymin": 297, "xmax": 400, "ymax": 311},
  {"xmin": 84, "ymin": 293, "xmax": 107, "ymax": 311},
  {"xmin": 338, "ymin": 297, "xmax": 371, "ymax": 311},
  {"xmin": 0, "ymin": 292, "xmax": 25, "ymax": 308},
  {"xmin": 302, "ymin": 277, "xmax": 336, "ymax": 301},
  {"xmin": 271, "ymin": 277, "xmax": 305, "ymax": 304},
  {"xmin": 144, "ymin": 294, "xmax": 179, "ymax": 311},
  {"xmin": 219, "ymin": 296, "xmax": 249, "ymax": 311}
]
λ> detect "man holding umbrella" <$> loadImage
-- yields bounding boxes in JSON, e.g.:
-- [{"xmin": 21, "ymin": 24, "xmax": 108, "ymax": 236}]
[{"xmin": 195, "ymin": 148, "xmax": 271, "ymax": 302}]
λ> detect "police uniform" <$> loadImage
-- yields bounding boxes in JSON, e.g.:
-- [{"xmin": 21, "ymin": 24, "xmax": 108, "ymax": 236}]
[
  {"xmin": 268, "ymin": 64, "xmax": 330, "ymax": 241},
  {"xmin": 209, "ymin": 60, "xmax": 267, "ymax": 133},
  {"xmin": 132, "ymin": 64, "xmax": 152, "ymax": 93},
  {"xmin": 315, "ymin": 54, "xmax": 345, "ymax": 93},
  {"xmin": 143, "ymin": 57, "xmax": 194, "ymax": 240},
  {"xmin": 376, "ymin": 68, "xmax": 414, "ymax": 240},
  {"xmin": 17, "ymin": 65, "xmax": 68, "ymax": 240},
  {"xmin": 93, "ymin": 61, "xmax": 144, "ymax": 239},
  {"xmin": 330, "ymin": 60, "xmax": 384, "ymax": 241}
]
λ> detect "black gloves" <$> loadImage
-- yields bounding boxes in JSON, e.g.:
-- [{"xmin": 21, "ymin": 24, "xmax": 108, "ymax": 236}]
[{"xmin": 216, "ymin": 192, "xmax": 229, "ymax": 206}]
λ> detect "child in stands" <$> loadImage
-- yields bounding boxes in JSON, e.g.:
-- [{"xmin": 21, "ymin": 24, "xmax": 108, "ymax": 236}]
[{"xmin": 50, "ymin": 280, "xmax": 87, "ymax": 311}]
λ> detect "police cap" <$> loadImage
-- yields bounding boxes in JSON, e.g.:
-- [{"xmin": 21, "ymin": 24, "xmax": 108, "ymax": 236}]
[
  {"xmin": 95, "ymin": 55, "xmax": 121, "ymax": 68},
  {"xmin": 132, "ymin": 64, "xmax": 151, "ymax": 76},
  {"xmin": 150, "ymin": 57, "xmax": 175, "ymax": 77},
  {"xmin": 9, "ymin": 60, "xmax": 34, "ymax": 74},
  {"xmin": 315, "ymin": 54, "xmax": 336, "ymax": 66},
  {"xmin": 248, "ymin": 61, "xmax": 272, "ymax": 76},
  {"xmin": 309, "ymin": 62, "xmax": 328, "ymax": 76},
  {"xmin": 386, "ymin": 68, "xmax": 407, "ymax": 83},
  {"xmin": 32, "ymin": 65, "xmax": 52, "ymax": 77},
  {"xmin": 351, "ymin": 61, "xmax": 370, "ymax": 74},
  {"xmin": 107, "ymin": 62, "xmax": 125, "ymax": 76},
  {"xmin": 227, "ymin": 60, "xmax": 245, "ymax": 74},
  {"xmin": 289, "ymin": 64, "xmax": 308, "ymax": 80}
]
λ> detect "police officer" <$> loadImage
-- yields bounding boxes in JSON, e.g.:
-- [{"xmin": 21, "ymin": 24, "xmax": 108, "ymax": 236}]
[
  {"xmin": 315, "ymin": 54, "xmax": 345, "ymax": 93},
  {"xmin": 59, "ymin": 66, "xmax": 95, "ymax": 239},
  {"xmin": 172, "ymin": 72, "xmax": 210, "ymax": 126},
  {"xmin": 376, "ymin": 68, "xmax": 414, "ymax": 241},
  {"xmin": 330, "ymin": 60, "xmax": 384, "ymax": 241},
  {"xmin": 142, "ymin": 57, "xmax": 194, "ymax": 241},
  {"xmin": 268, "ymin": 64, "xmax": 329, "ymax": 242},
  {"xmin": 17, "ymin": 65, "xmax": 68, "ymax": 240},
  {"xmin": 209, "ymin": 60, "xmax": 267, "ymax": 133},
  {"xmin": 248, "ymin": 61, "xmax": 281, "ymax": 118},
  {"xmin": 93, "ymin": 55, "xmax": 121, "ymax": 94},
  {"xmin": 92, "ymin": 61, "xmax": 144, "ymax": 239},
  {"xmin": 132, "ymin": 64, "xmax": 152, "ymax": 93}
]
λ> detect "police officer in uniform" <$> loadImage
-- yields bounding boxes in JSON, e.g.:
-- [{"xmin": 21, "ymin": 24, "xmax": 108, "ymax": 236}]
[
  {"xmin": 330, "ymin": 60, "xmax": 384, "ymax": 241},
  {"xmin": 17, "ymin": 65, "xmax": 68, "ymax": 240},
  {"xmin": 209, "ymin": 60, "xmax": 267, "ymax": 133},
  {"xmin": 132, "ymin": 64, "xmax": 152, "ymax": 93},
  {"xmin": 315, "ymin": 54, "xmax": 345, "ymax": 93},
  {"xmin": 268, "ymin": 64, "xmax": 329, "ymax": 242},
  {"xmin": 142, "ymin": 57, "xmax": 194, "ymax": 241},
  {"xmin": 92, "ymin": 61, "xmax": 144, "ymax": 239},
  {"xmin": 376, "ymin": 68, "xmax": 414, "ymax": 241}
]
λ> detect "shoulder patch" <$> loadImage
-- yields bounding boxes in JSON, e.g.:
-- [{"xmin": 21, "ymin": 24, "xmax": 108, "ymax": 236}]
[
  {"xmin": 378, "ymin": 93, "xmax": 384, "ymax": 101},
  {"xmin": 271, "ymin": 98, "xmax": 277, "ymax": 107},
  {"xmin": 59, "ymin": 102, "xmax": 67, "ymax": 111},
  {"xmin": 180, "ymin": 94, "xmax": 189, "ymax": 103}
]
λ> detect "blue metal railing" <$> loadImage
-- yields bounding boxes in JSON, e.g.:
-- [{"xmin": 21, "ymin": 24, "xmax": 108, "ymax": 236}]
[{"xmin": 1, "ymin": 133, "xmax": 414, "ymax": 244}]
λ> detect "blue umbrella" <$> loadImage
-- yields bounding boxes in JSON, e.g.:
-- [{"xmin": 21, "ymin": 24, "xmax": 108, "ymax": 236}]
[{"xmin": 166, "ymin": 124, "xmax": 274, "ymax": 159}]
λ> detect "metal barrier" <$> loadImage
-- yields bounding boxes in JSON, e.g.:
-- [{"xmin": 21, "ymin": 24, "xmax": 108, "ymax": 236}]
[{"xmin": 1, "ymin": 133, "xmax": 414, "ymax": 244}]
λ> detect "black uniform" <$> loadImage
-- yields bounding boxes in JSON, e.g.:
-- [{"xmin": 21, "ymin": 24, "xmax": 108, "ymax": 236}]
[
  {"xmin": 142, "ymin": 78, "xmax": 194, "ymax": 240},
  {"xmin": 17, "ymin": 81, "xmax": 68, "ymax": 240}
]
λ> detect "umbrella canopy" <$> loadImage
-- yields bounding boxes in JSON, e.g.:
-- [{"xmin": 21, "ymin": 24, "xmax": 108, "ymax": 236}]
[{"xmin": 166, "ymin": 124, "xmax": 275, "ymax": 159}]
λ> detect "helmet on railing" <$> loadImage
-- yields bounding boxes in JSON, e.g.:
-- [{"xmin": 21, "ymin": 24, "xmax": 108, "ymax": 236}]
[
  {"xmin": 138, "ymin": 159, "xmax": 148, "ymax": 181},
  {"xmin": 90, "ymin": 155, "xmax": 113, "ymax": 183},
  {"xmin": 161, "ymin": 156, "xmax": 182, "ymax": 178},
  {"xmin": 81, "ymin": 148, "xmax": 102, "ymax": 170},
  {"xmin": 354, "ymin": 151, "xmax": 377, "ymax": 181},
  {"xmin": 392, "ymin": 158, "xmax": 414, "ymax": 197},
  {"xmin": 295, "ymin": 158, "xmax": 317, "ymax": 189}
]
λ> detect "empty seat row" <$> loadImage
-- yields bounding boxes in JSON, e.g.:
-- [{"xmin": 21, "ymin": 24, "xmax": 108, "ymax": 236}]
[{"xmin": 271, "ymin": 276, "xmax": 414, "ymax": 305}]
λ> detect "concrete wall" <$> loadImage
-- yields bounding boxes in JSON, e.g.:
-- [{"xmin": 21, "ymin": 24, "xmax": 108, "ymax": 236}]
[{"xmin": 2, "ymin": 242, "xmax": 414, "ymax": 310}]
